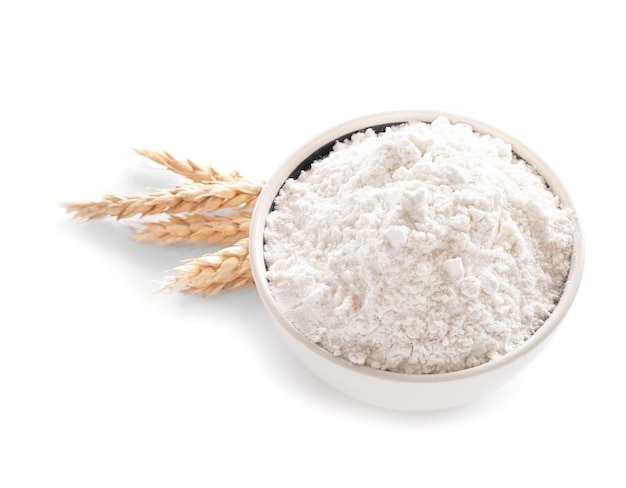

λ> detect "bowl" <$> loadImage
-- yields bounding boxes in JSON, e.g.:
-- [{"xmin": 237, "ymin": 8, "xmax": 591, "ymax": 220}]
[{"xmin": 249, "ymin": 110, "xmax": 584, "ymax": 411}]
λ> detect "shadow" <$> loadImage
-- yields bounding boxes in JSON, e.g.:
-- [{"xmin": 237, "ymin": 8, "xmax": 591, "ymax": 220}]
[
  {"xmin": 109, "ymin": 161, "xmax": 189, "ymax": 195},
  {"xmin": 57, "ymin": 215, "xmax": 221, "ymax": 285}
]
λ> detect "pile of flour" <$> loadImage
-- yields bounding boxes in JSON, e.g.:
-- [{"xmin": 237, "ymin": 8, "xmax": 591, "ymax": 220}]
[{"xmin": 264, "ymin": 117, "xmax": 574, "ymax": 374}]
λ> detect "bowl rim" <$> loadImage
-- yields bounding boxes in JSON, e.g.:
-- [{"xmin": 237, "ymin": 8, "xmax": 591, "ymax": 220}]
[{"xmin": 249, "ymin": 110, "xmax": 585, "ymax": 384}]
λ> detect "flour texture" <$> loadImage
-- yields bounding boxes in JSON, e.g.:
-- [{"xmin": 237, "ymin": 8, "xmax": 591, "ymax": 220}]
[{"xmin": 264, "ymin": 117, "xmax": 574, "ymax": 374}]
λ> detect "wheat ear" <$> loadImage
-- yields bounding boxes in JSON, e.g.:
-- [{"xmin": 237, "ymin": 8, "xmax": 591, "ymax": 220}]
[
  {"xmin": 131, "ymin": 209, "xmax": 252, "ymax": 246},
  {"xmin": 62, "ymin": 181, "xmax": 261, "ymax": 221},
  {"xmin": 159, "ymin": 238, "xmax": 253, "ymax": 296},
  {"xmin": 133, "ymin": 149, "xmax": 258, "ymax": 184}
]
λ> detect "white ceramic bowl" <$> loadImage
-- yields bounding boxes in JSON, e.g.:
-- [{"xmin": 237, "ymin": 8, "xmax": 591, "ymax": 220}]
[{"xmin": 249, "ymin": 110, "xmax": 584, "ymax": 411}]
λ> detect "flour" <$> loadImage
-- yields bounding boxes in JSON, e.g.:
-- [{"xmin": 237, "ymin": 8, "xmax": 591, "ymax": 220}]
[{"xmin": 263, "ymin": 117, "xmax": 574, "ymax": 374}]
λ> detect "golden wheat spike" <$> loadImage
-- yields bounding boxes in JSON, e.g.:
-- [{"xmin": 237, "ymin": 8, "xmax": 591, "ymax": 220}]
[
  {"xmin": 131, "ymin": 209, "xmax": 252, "ymax": 246},
  {"xmin": 158, "ymin": 238, "xmax": 253, "ymax": 296},
  {"xmin": 62, "ymin": 180, "xmax": 261, "ymax": 221},
  {"xmin": 133, "ymin": 149, "xmax": 247, "ymax": 184}
]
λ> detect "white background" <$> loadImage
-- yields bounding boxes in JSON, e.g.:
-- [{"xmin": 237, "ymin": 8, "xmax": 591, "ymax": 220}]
[{"xmin": 1, "ymin": 1, "xmax": 623, "ymax": 486}]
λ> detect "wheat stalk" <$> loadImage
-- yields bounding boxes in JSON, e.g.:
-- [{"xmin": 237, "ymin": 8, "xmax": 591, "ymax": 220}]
[
  {"xmin": 159, "ymin": 238, "xmax": 253, "ymax": 296},
  {"xmin": 134, "ymin": 149, "xmax": 253, "ymax": 184},
  {"xmin": 62, "ymin": 180, "xmax": 261, "ymax": 221},
  {"xmin": 131, "ymin": 209, "xmax": 252, "ymax": 246}
]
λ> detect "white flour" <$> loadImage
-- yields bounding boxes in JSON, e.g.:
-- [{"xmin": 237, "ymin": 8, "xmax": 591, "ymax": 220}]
[{"xmin": 264, "ymin": 117, "xmax": 574, "ymax": 374}]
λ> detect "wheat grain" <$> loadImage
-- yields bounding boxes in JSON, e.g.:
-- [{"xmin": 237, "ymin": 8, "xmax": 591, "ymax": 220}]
[
  {"xmin": 62, "ymin": 180, "xmax": 261, "ymax": 221},
  {"xmin": 159, "ymin": 238, "xmax": 253, "ymax": 296},
  {"xmin": 134, "ymin": 149, "xmax": 260, "ymax": 185},
  {"xmin": 131, "ymin": 209, "xmax": 251, "ymax": 246}
]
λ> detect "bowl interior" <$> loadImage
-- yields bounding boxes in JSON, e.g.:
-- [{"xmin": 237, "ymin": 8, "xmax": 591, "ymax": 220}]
[{"xmin": 281, "ymin": 122, "xmax": 405, "ymax": 181}]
